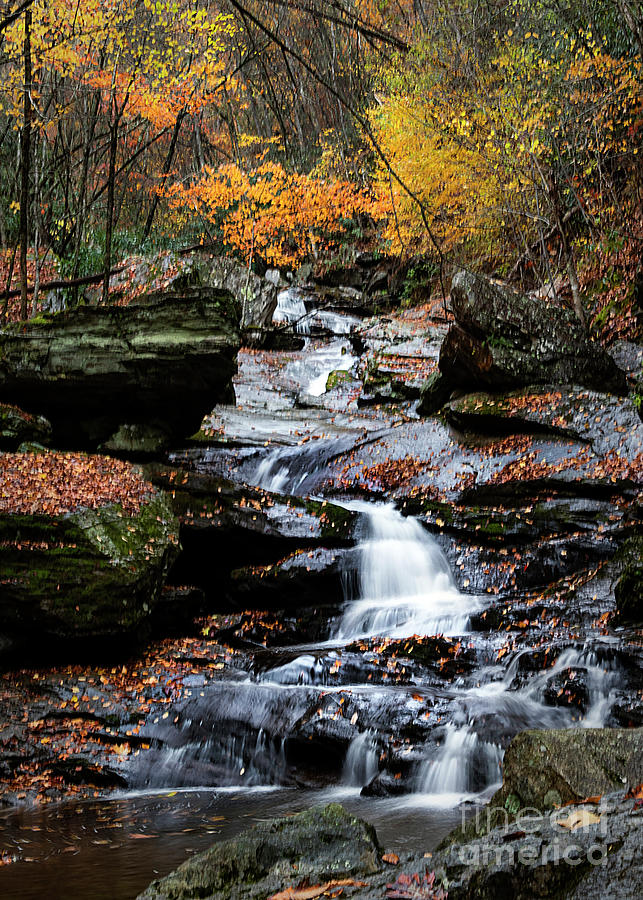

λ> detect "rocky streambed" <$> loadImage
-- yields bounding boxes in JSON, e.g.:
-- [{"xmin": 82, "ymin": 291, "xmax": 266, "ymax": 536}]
[{"xmin": 1, "ymin": 269, "xmax": 642, "ymax": 898}]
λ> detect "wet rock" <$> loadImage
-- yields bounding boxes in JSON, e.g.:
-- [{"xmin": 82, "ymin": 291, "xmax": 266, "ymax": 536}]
[
  {"xmin": 434, "ymin": 790, "xmax": 643, "ymax": 900},
  {"xmin": 144, "ymin": 465, "xmax": 358, "ymax": 601},
  {"xmin": 491, "ymin": 727, "xmax": 643, "ymax": 811},
  {"xmin": 446, "ymin": 386, "xmax": 643, "ymax": 461},
  {"xmin": 609, "ymin": 340, "xmax": 643, "ymax": 381},
  {"xmin": 417, "ymin": 371, "xmax": 453, "ymax": 415},
  {"xmin": 542, "ymin": 668, "xmax": 591, "ymax": 713},
  {"xmin": 414, "ymin": 496, "xmax": 633, "ymax": 546},
  {"xmin": 243, "ymin": 328, "xmax": 306, "ymax": 351},
  {"xmin": 359, "ymin": 357, "xmax": 422, "ymax": 405},
  {"xmin": 0, "ymin": 403, "xmax": 51, "ymax": 451},
  {"xmin": 614, "ymin": 536, "xmax": 643, "ymax": 624},
  {"xmin": 137, "ymin": 803, "xmax": 381, "ymax": 900},
  {"xmin": 439, "ymin": 270, "xmax": 626, "ymax": 394},
  {"xmin": 0, "ymin": 287, "xmax": 241, "ymax": 449},
  {"xmin": 230, "ymin": 547, "xmax": 352, "ymax": 610},
  {"xmin": 0, "ymin": 463, "xmax": 180, "ymax": 662}
]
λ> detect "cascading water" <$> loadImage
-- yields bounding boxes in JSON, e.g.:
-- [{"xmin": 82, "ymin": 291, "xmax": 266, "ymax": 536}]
[
  {"xmin": 273, "ymin": 288, "xmax": 360, "ymax": 336},
  {"xmin": 342, "ymin": 731, "xmax": 380, "ymax": 787},
  {"xmin": 417, "ymin": 725, "xmax": 503, "ymax": 801},
  {"xmin": 336, "ymin": 503, "xmax": 480, "ymax": 640},
  {"xmin": 273, "ymin": 289, "xmax": 310, "ymax": 333}
]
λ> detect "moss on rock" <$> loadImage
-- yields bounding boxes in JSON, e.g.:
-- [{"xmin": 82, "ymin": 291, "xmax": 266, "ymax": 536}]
[
  {"xmin": 138, "ymin": 803, "xmax": 380, "ymax": 900},
  {"xmin": 0, "ymin": 457, "xmax": 180, "ymax": 657}
]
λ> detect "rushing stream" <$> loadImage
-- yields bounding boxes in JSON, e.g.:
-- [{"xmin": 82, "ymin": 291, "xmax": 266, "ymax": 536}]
[{"xmin": 0, "ymin": 286, "xmax": 630, "ymax": 898}]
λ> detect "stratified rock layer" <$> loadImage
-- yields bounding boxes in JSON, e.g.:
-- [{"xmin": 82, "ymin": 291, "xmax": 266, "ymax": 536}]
[{"xmin": 0, "ymin": 287, "xmax": 241, "ymax": 448}]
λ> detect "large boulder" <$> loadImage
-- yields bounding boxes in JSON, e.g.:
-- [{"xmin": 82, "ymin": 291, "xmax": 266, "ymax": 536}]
[
  {"xmin": 138, "ymin": 803, "xmax": 381, "ymax": 900},
  {"xmin": 0, "ymin": 287, "xmax": 240, "ymax": 449},
  {"xmin": 439, "ymin": 270, "xmax": 626, "ymax": 394},
  {"xmin": 0, "ymin": 452, "xmax": 180, "ymax": 660},
  {"xmin": 186, "ymin": 254, "xmax": 278, "ymax": 330},
  {"xmin": 491, "ymin": 727, "xmax": 643, "ymax": 811}
]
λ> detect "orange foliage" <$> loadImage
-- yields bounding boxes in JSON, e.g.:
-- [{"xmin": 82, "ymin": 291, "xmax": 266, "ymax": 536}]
[{"xmin": 165, "ymin": 160, "xmax": 379, "ymax": 267}]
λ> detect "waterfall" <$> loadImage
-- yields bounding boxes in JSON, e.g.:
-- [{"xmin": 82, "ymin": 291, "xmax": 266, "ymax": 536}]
[
  {"xmin": 273, "ymin": 289, "xmax": 311, "ymax": 333},
  {"xmin": 336, "ymin": 504, "xmax": 479, "ymax": 640},
  {"xmin": 342, "ymin": 731, "xmax": 379, "ymax": 787},
  {"xmin": 417, "ymin": 725, "xmax": 502, "ymax": 799},
  {"xmin": 273, "ymin": 288, "xmax": 361, "ymax": 336}
]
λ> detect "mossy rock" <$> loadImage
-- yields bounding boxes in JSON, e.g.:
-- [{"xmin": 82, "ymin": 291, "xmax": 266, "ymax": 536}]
[
  {"xmin": 138, "ymin": 803, "xmax": 381, "ymax": 900},
  {"xmin": 0, "ymin": 287, "xmax": 241, "ymax": 449},
  {"xmin": 0, "ymin": 477, "xmax": 180, "ymax": 657},
  {"xmin": 326, "ymin": 369, "xmax": 355, "ymax": 391}
]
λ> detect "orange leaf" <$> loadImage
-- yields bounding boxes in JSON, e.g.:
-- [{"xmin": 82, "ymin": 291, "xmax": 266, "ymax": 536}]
[
  {"xmin": 625, "ymin": 783, "xmax": 643, "ymax": 800},
  {"xmin": 382, "ymin": 852, "xmax": 400, "ymax": 865},
  {"xmin": 268, "ymin": 880, "xmax": 369, "ymax": 900}
]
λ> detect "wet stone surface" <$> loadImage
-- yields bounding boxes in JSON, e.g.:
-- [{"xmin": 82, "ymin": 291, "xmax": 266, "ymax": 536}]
[{"xmin": 1, "ymin": 287, "xmax": 642, "ymax": 898}]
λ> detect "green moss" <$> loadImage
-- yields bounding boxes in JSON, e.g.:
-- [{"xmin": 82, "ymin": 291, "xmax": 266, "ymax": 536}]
[
  {"xmin": 326, "ymin": 369, "xmax": 354, "ymax": 391},
  {"xmin": 0, "ymin": 491, "xmax": 179, "ymax": 639},
  {"xmin": 303, "ymin": 498, "xmax": 357, "ymax": 540}
]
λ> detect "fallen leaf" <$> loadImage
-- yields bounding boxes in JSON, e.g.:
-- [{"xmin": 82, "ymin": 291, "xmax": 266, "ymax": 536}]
[
  {"xmin": 557, "ymin": 809, "xmax": 601, "ymax": 830},
  {"xmin": 268, "ymin": 880, "xmax": 369, "ymax": 900},
  {"xmin": 382, "ymin": 852, "xmax": 400, "ymax": 865}
]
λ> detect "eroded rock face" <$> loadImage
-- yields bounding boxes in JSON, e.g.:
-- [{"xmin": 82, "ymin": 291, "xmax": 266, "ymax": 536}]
[
  {"xmin": 0, "ymin": 287, "xmax": 241, "ymax": 449},
  {"xmin": 440, "ymin": 270, "xmax": 627, "ymax": 394},
  {"xmin": 186, "ymin": 255, "xmax": 278, "ymax": 329},
  {"xmin": 137, "ymin": 803, "xmax": 381, "ymax": 900}
]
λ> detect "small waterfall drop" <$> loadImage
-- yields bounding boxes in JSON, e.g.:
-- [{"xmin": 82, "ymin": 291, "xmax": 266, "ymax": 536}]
[
  {"xmin": 337, "ymin": 504, "xmax": 478, "ymax": 640},
  {"xmin": 273, "ymin": 289, "xmax": 310, "ymax": 333},
  {"xmin": 417, "ymin": 725, "xmax": 502, "ymax": 800},
  {"xmin": 342, "ymin": 731, "xmax": 379, "ymax": 787},
  {"xmin": 273, "ymin": 288, "xmax": 361, "ymax": 336}
]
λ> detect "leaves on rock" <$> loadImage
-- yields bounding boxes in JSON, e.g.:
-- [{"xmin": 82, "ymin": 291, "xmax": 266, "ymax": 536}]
[
  {"xmin": 268, "ymin": 879, "xmax": 369, "ymax": 900},
  {"xmin": 386, "ymin": 869, "xmax": 447, "ymax": 899},
  {"xmin": 0, "ymin": 452, "xmax": 153, "ymax": 516}
]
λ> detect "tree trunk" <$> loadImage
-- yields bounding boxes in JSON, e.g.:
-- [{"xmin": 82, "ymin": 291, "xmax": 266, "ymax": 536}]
[
  {"xmin": 102, "ymin": 111, "xmax": 119, "ymax": 306},
  {"xmin": 19, "ymin": 6, "xmax": 32, "ymax": 320},
  {"xmin": 144, "ymin": 109, "xmax": 186, "ymax": 240}
]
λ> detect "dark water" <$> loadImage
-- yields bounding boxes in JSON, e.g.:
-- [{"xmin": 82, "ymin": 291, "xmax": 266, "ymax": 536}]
[{"xmin": 0, "ymin": 787, "xmax": 465, "ymax": 900}]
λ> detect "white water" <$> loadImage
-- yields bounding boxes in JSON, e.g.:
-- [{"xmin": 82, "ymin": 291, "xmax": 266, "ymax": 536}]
[
  {"xmin": 417, "ymin": 725, "xmax": 503, "ymax": 802},
  {"xmin": 342, "ymin": 731, "xmax": 379, "ymax": 787},
  {"xmin": 273, "ymin": 288, "xmax": 360, "ymax": 336},
  {"xmin": 305, "ymin": 342, "xmax": 357, "ymax": 396},
  {"xmin": 337, "ymin": 504, "xmax": 480, "ymax": 640}
]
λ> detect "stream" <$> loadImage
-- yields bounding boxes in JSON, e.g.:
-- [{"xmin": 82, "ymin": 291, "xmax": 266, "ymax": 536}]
[{"xmin": 0, "ymin": 286, "xmax": 636, "ymax": 898}]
